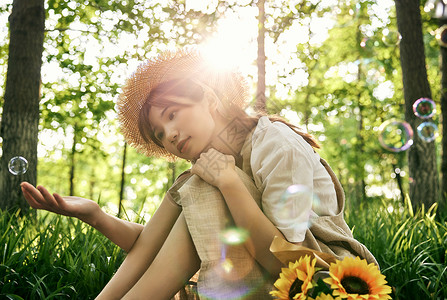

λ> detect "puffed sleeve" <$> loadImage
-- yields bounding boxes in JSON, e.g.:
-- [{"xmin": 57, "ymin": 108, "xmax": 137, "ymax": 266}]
[
  {"xmin": 167, "ymin": 170, "xmax": 193, "ymax": 207},
  {"xmin": 250, "ymin": 118, "xmax": 321, "ymax": 243}
]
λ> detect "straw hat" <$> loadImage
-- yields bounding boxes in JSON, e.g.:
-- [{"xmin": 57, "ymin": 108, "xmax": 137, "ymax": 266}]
[{"xmin": 116, "ymin": 48, "xmax": 250, "ymax": 160}]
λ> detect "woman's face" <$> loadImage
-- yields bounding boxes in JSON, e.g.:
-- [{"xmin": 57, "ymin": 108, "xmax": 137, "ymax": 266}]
[{"xmin": 148, "ymin": 95, "xmax": 217, "ymax": 160}]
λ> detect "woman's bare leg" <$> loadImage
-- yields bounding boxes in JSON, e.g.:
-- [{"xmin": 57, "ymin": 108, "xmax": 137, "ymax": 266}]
[{"xmin": 122, "ymin": 213, "xmax": 200, "ymax": 300}]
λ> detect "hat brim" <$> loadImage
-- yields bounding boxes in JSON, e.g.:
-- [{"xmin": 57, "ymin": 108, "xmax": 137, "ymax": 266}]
[{"xmin": 116, "ymin": 48, "xmax": 250, "ymax": 160}]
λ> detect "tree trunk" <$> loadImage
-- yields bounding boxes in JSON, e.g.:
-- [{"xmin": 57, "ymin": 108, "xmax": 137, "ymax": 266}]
[
  {"xmin": 69, "ymin": 124, "xmax": 77, "ymax": 196},
  {"xmin": 89, "ymin": 168, "xmax": 95, "ymax": 200},
  {"xmin": 356, "ymin": 56, "xmax": 367, "ymax": 201},
  {"xmin": 0, "ymin": 0, "xmax": 45, "ymax": 212},
  {"xmin": 395, "ymin": 0, "xmax": 439, "ymax": 208},
  {"xmin": 393, "ymin": 164, "xmax": 406, "ymax": 202},
  {"xmin": 440, "ymin": 20, "xmax": 447, "ymax": 210},
  {"xmin": 118, "ymin": 142, "xmax": 127, "ymax": 218},
  {"xmin": 255, "ymin": 0, "xmax": 266, "ymax": 113}
]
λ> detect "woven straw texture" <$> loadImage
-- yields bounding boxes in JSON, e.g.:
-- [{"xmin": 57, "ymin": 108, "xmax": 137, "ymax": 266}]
[{"xmin": 116, "ymin": 49, "xmax": 250, "ymax": 160}]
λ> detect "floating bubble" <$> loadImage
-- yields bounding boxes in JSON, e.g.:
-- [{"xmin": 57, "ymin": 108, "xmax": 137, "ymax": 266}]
[
  {"xmin": 413, "ymin": 98, "xmax": 436, "ymax": 119},
  {"xmin": 417, "ymin": 122, "xmax": 438, "ymax": 142},
  {"xmin": 382, "ymin": 29, "xmax": 401, "ymax": 46},
  {"xmin": 220, "ymin": 227, "xmax": 249, "ymax": 245},
  {"xmin": 8, "ymin": 156, "xmax": 28, "ymax": 175},
  {"xmin": 436, "ymin": 25, "xmax": 447, "ymax": 47},
  {"xmin": 199, "ymin": 256, "xmax": 255, "ymax": 299},
  {"xmin": 277, "ymin": 185, "xmax": 321, "ymax": 232},
  {"xmin": 360, "ymin": 37, "xmax": 379, "ymax": 49},
  {"xmin": 378, "ymin": 120, "xmax": 414, "ymax": 152},
  {"xmin": 199, "ymin": 273, "xmax": 250, "ymax": 299}
]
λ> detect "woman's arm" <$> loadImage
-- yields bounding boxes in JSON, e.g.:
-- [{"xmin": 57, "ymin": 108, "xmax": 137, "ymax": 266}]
[
  {"xmin": 191, "ymin": 149, "xmax": 284, "ymax": 276},
  {"xmin": 86, "ymin": 208, "xmax": 144, "ymax": 253},
  {"xmin": 21, "ymin": 182, "xmax": 143, "ymax": 252},
  {"xmin": 217, "ymin": 173, "xmax": 286, "ymax": 275},
  {"xmin": 96, "ymin": 194, "xmax": 185, "ymax": 299}
]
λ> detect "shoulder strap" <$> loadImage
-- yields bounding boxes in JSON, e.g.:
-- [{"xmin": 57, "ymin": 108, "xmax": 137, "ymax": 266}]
[{"xmin": 319, "ymin": 158, "xmax": 345, "ymax": 215}]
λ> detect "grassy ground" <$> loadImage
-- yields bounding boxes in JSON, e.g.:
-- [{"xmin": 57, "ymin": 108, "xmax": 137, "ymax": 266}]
[
  {"xmin": 345, "ymin": 198, "xmax": 447, "ymax": 299},
  {"xmin": 0, "ymin": 211, "xmax": 126, "ymax": 299},
  {"xmin": 0, "ymin": 198, "xmax": 446, "ymax": 299}
]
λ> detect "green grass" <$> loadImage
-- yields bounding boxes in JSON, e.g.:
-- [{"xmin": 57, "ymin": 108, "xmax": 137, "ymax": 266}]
[
  {"xmin": 345, "ymin": 197, "xmax": 447, "ymax": 300},
  {"xmin": 0, "ymin": 210, "xmax": 126, "ymax": 299},
  {"xmin": 0, "ymin": 197, "xmax": 446, "ymax": 299}
]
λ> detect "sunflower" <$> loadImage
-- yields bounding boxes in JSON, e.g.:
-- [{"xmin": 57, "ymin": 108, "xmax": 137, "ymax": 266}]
[
  {"xmin": 323, "ymin": 256, "xmax": 392, "ymax": 300},
  {"xmin": 312, "ymin": 293, "xmax": 342, "ymax": 300},
  {"xmin": 270, "ymin": 255, "xmax": 317, "ymax": 300}
]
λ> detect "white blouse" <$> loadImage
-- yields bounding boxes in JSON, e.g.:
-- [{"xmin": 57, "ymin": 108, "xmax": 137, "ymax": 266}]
[{"xmin": 248, "ymin": 116, "xmax": 338, "ymax": 243}]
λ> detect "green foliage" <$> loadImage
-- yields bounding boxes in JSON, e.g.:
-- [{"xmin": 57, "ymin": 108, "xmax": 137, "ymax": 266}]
[
  {"xmin": 1, "ymin": 0, "xmax": 442, "ymax": 211},
  {"xmin": 0, "ymin": 196, "xmax": 446, "ymax": 299},
  {"xmin": 0, "ymin": 210, "xmax": 126, "ymax": 299},
  {"xmin": 26, "ymin": 0, "xmax": 204, "ymax": 211},
  {"xmin": 264, "ymin": 0, "xmax": 429, "ymax": 204},
  {"xmin": 346, "ymin": 198, "xmax": 447, "ymax": 299},
  {"xmin": 0, "ymin": 0, "xmax": 444, "ymax": 297}
]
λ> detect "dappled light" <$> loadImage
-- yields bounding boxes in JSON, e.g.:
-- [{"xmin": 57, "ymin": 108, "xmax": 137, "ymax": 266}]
[
  {"xmin": 0, "ymin": 0, "xmax": 446, "ymax": 299},
  {"xmin": 200, "ymin": 11, "xmax": 257, "ymax": 73}
]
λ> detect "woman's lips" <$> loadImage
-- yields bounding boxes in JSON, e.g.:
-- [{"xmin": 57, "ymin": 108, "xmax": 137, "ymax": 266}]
[{"xmin": 177, "ymin": 137, "xmax": 190, "ymax": 153}]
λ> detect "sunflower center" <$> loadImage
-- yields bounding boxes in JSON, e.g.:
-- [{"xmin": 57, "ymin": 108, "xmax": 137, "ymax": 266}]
[
  {"xmin": 340, "ymin": 276, "xmax": 370, "ymax": 295},
  {"xmin": 288, "ymin": 278, "xmax": 304, "ymax": 299}
]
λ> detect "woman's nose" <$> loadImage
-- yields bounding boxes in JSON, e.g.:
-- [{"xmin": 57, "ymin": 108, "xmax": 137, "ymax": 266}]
[{"xmin": 166, "ymin": 128, "xmax": 178, "ymax": 143}]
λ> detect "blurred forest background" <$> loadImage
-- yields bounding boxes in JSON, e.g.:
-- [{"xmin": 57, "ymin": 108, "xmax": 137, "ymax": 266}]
[
  {"xmin": 1, "ymin": 1, "xmax": 447, "ymax": 299},
  {"xmin": 0, "ymin": 0, "xmax": 445, "ymax": 218}
]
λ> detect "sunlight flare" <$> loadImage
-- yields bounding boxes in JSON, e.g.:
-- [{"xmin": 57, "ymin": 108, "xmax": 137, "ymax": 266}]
[{"xmin": 199, "ymin": 10, "xmax": 257, "ymax": 73}]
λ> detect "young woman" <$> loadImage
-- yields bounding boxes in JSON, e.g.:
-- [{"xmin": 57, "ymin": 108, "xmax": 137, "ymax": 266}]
[{"xmin": 21, "ymin": 49, "xmax": 377, "ymax": 299}]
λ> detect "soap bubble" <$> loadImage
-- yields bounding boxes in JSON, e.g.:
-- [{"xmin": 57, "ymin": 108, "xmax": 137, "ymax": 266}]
[
  {"xmin": 413, "ymin": 98, "xmax": 436, "ymax": 119},
  {"xmin": 8, "ymin": 156, "xmax": 28, "ymax": 175},
  {"xmin": 378, "ymin": 120, "xmax": 414, "ymax": 152},
  {"xmin": 199, "ymin": 256, "xmax": 255, "ymax": 299},
  {"xmin": 220, "ymin": 227, "xmax": 249, "ymax": 245},
  {"xmin": 417, "ymin": 122, "xmax": 438, "ymax": 142},
  {"xmin": 436, "ymin": 25, "xmax": 447, "ymax": 47},
  {"xmin": 277, "ymin": 185, "xmax": 321, "ymax": 232},
  {"xmin": 382, "ymin": 29, "xmax": 401, "ymax": 46},
  {"xmin": 199, "ymin": 269, "xmax": 251, "ymax": 298},
  {"xmin": 360, "ymin": 37, "xmax": 379, "ymax": 49}
]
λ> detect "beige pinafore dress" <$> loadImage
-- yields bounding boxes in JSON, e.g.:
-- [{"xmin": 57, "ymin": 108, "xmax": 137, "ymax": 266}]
[{"xmin": 168, "ymin": 131, "xmax": 377, "ymax": 300}]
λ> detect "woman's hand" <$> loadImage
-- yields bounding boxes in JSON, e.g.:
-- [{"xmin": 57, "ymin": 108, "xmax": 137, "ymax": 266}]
[
  {"xmin": 21, "ymin": 182, "xmax": 100, "ymax": 225},
  {"xmin": 190, "ymin": 148, "xmax": 238, "ymax": 189}
]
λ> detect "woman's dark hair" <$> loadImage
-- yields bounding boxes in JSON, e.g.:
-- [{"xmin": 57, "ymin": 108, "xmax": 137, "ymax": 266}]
[
  {"xmin": 138, "ymin": 78, "xmax": 320, "ymax": 150},
  {"xmin": 138, "ymin": 79, "xmax": 204, "ymax": 148},
  {"xmin": 264, "ymin": 114, "xmax": 320, "ymax": 149}
]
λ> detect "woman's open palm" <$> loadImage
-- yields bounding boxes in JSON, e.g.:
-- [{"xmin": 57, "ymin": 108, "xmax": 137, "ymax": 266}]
[{"xmin": 21, "ymin": 182, "xmax": 99, "ymax": 224}]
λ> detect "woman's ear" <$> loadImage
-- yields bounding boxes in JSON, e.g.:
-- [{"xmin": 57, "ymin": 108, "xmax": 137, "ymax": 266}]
[
  {"xmin": 204, "ymin": 89, "xmax": 219, "ymax": 111},
  {"xmin": 192, "ymin": 79, "xmax": 225, "ymax": 115}
]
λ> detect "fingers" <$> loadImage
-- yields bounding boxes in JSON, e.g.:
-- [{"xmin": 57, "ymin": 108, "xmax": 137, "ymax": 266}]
[
  {"xmin": 21, "ymin": 182, "xmax": 45, "ymax": 208},
  {"xmin": 53, "ymin": 192, "xmax": 68, "ymax": 209},
  {"xmin": 37, "ymin": 185, "xmax": 59, "ymax": 208},
  {"xmin": 194, "ymin": 149, "xmax": 235, "ymax": 171},
  {"xmin": 21, "ymin": 183, "xmax": 44, "ymax": 203},
  {"xmin": 20, "ymin": 182, "xmax": 59, "ymax": 212},
  {"xmin": 21, "ymin": 186, "xmax": 43, "ymax": 209}
]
